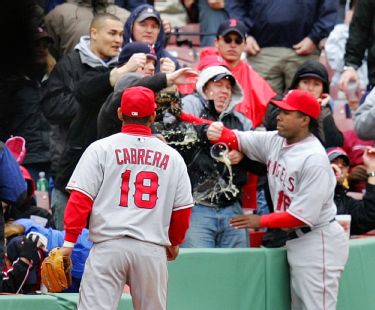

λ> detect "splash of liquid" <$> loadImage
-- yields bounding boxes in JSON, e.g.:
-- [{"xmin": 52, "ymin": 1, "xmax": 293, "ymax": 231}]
[{"xmin": 196, "ymin": 143, "xmax": 239, "ymax": 203}]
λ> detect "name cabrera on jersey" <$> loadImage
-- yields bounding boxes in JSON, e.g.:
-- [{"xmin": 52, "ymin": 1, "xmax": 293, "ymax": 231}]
[
  {"xmin": 66, "ymin": 133, "xmax": 194, "ymax": 245},
  {"xmin": 236, "ymin": 130, "xmax": 337, "ymax": 227}
]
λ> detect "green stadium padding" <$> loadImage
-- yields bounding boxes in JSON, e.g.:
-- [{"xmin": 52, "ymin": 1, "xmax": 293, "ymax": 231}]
[{"xmin": 0, "ymin": 238, "xmax": 374, "ymax": 310}]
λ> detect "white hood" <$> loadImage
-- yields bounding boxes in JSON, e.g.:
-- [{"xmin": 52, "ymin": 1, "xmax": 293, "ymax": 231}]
[{"xmin": 195, "ymin": 66, "xmax": 244, "ymax": 114}]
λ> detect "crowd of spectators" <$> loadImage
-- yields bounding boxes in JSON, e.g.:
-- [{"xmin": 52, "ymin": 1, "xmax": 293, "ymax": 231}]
[{"xmin": 1, "ymin": 0, "xmax": 375, "ymax": 299}]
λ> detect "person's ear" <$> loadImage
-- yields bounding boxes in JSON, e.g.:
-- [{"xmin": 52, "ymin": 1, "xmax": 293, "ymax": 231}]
[
  {"xmin": 117, "ymin": 107, "xmax": 123, "ymax": 122},
  {"xmin": 90, "ymin": 27, "xmax": 98, "ymax": 41},
  {"xmin": 149, "ymin": 111, "xmax": 157, "ymax": 124},
  {"xmin": 214, "ymin": 37, "xmax": 219, "ymax": 49},
  {"xmin": 300, "ymin": 115, "xmax": 310, "ymax": 128}
]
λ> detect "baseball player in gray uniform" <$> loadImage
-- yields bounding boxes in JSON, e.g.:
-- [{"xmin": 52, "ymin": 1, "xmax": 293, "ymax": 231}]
[
  {"xmin": 58, "ymin": 86, "xmax": 194, "ymax": 310},
  {"xmin": 207, "ymin": 89, "xmax": 349, "ymax": 310}
]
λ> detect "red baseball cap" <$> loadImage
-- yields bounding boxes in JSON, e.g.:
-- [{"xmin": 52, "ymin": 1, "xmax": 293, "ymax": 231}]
[
  {"xmin": 121, "ymin": 86, "xmax": 157, "ymax": 118},
  {"xmin": 272, "ymin": 89, "xmax": 321, "ymax": 120}
]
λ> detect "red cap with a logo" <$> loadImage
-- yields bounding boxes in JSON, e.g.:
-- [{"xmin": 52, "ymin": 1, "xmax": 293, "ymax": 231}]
[
  {"xmin": 121, "ymin": 86, "xmax": 157, "ymax": 118},
  {"xmin": 272, "ymin": 89, "xmax": 321, "ymax": 120}
]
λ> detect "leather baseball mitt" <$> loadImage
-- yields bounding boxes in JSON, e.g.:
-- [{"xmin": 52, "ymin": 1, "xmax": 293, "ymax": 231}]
[{"xmin": 41, "ymin": 247, "xmax": 72, "ymax": 292}]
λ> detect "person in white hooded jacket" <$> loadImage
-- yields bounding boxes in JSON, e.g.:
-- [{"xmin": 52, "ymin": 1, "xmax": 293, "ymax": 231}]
[{"xmin": 180, "ymin": 65, "xmax": 265, "ymax": 248}]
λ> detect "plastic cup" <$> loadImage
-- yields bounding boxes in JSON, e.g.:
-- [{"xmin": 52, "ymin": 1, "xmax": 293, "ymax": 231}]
[
  {"xmin": 336, "ymin": 215, "xmax": 351, "ymax": 239},
  {"xmin": 345, "ymin": 80, "xmax": 359, "ymax": 103}
]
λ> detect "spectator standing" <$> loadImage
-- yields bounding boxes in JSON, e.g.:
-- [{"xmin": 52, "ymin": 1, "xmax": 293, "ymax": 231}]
[
  {"xmin": 339, "ymin": 0, "xmax": 375, "ymax": 95},
  {"xmin": 154, "ymin": 0, "xmax": 189, "ymax": 29},
  {"xmin": 195, "ymin": 0, "xmax": 229, "ymax": 47},
  {"xmin": 59, "ymin": 86, "xmax": 193, "ymax": 310},
  {"xmin": 213, "ymin": 19, "xmax": 276, "ymax": 210},
  {"xmin": 42, "ymin": 13, "xmax": 125, "ymax": 230},
  {"xmin": 214, "ymin": 19, "xmax": 276, "ymax": 128},
  {"xmin": 44, "ymin": 0, "xmax": 130, "ymax": 60},
  {"xmin": 123, "ymin": 4, "xmax": 180, "ymax": 72},
  {"xmin": 226, "ymin": 0, "xmax": 339, "ymax": 95},
  {"xmin": 5, "ymin": 28, "xmax": 54, "ymax": 182},
  {"xmin": 325, "ymin": 0, "xmax": 368, "ymax": 101}
]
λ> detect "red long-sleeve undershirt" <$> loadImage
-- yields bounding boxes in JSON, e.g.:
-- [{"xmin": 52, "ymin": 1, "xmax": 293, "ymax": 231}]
[
  {"xmin": 169, "ymin": 208, "xmax": 192, "ymax": 245},
  {"xmin": 64, "ymin": 190, "xmax": 93, "ymax": 243},
  {"xmin": 179, "ymin": 112, "xmax": 239, "ymax": 149},
  {"xmin": 260, "ymin": 212, "xmax": 305, "ymax": 228},
  {"xmin": 64, "ymin": 190, "xmax": 192, "ymax": 245}
]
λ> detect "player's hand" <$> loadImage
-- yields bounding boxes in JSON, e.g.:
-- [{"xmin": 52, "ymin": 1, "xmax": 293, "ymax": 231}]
[
  {"xmin": 207, "ymin": 122, "xmax": 224, "ymax": 141},
  {"xmin": 245, "ymin": 36, "xmax": 260, "ymax": 56},
  {"xmin": 363, "ymin": 147, "xmax": 375, "ymax": 171},
  {"xmin": 228, "ymin": 150, "xmax": 244, "ymax": 165},
  {"xmin": 230, "ymin": 214, "xmax": 262, "ymax": 229},
  {"xmin": 166, "ymin": 245, "xmax": 179, "ymax": 261},
  {"xmin": 293, "ymin": 37, "xmax": 317, "ymax": 56},
  {"xmin": 59, "ymin": 246, "xmax": 73, "ymax": 257},
  {"xmin": 339, "ymin": 67, "xmax": 359, "ymax": 91},
  {"xmin": 317, "ymin": 93, "xmax": 330, "ymax": 107},
  {"xmin": 166, "ymin": 67, "xmax": 198, "ymax": 86},
  {"xmin": 160, "ymin": 57, "xmax": 176, "ymax": 74}
]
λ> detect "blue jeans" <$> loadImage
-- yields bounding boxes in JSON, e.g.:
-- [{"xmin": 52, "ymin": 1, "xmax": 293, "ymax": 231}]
[
  {"xmin": 51, "ymin": 187, "xmax": 69, "ymax": 230},
  {"xmin": 182, "ymin": 202, "xmax": 249, "ymax": 248},
  {"xmin": 198, "ymin": 0, "xmax": 229, "ymax": 47}
]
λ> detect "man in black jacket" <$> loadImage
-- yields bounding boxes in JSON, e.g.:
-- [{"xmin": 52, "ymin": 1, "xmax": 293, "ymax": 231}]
[
  {"xmin": 42, "ymin": 13, "xmax": 147, "ymax": 230},
  {"xmin": 340, "ymin": 0, "xmax": 375, "ymax": 94}
]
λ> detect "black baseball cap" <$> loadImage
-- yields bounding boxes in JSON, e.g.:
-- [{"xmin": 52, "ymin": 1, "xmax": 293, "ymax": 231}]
[
  {"xmin": 217, "ymin": 19, "xmax": 247, "ymax": 39},
  {"xmin": 327, "ymin": 147, "xmax": 350, "ymax": 166},
  {"xmin": 211, "ymin": 73, "xmax": 235, "ymax": 86}
]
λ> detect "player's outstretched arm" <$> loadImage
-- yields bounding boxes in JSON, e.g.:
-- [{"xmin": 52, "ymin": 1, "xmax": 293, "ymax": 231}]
[
  {"xmin": 230, "ymin": 212, "xmax": 305, "ymax": 229},
  {"xmin": 207, "ymin": 122, "xmax": 239, "ymax": 150}
]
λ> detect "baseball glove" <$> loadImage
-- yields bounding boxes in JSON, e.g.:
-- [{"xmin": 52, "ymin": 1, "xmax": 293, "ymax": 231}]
[{"xmin": 41, "ymin": 247, "xmax": 72, "ymax": 292}]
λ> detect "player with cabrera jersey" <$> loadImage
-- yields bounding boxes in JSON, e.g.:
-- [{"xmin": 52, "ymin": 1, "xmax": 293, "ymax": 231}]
[
  {"xmin": 207, "ymin": 89, "xmax": 349, "ymax": 310},
  {"xmin": 58, "ymin": 86, "xmax": 193, "ymax": 310}
]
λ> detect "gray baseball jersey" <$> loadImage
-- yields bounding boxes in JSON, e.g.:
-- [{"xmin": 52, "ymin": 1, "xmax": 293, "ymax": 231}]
[
  {"xmin": 67, "ymin": 132, "xmax": 194, "ymax": 246},
  {"xmin": 236, "ymin": 130, "xmax": 348, "ymax": 310},
  {"xmin": 236, "ymin": 130, "xmax": 337, "ymax": 227}
]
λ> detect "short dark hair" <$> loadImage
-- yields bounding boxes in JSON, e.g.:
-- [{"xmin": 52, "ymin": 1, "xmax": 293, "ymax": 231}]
[
  {"xmin": 296, "ymin": 111, "xmax": 319, "ymax": 132},
  {"xmin": 122, "ymin": 115, "xmax": 152, "ymax": 125},
  {"xmin": 90, "ymin": 13, "xmax": 121, "ymax": 30}
]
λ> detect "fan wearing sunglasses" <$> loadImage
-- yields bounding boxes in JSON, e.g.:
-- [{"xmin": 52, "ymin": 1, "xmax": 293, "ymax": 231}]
[{"xmin": 212, "ymin": 18, "xmax": 276, "ymax": 213}]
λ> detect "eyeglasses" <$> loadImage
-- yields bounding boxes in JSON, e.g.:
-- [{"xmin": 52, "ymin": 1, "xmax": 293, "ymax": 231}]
[{"xmin": 222, "ymin": 36, "xmax": 244, "ymax": 45}]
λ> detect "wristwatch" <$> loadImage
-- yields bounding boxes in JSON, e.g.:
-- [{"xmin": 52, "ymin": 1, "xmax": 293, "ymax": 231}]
[{"xmin": 367, "ymin": 171, "xmax": 375, "ymax": 177}]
